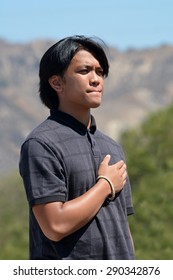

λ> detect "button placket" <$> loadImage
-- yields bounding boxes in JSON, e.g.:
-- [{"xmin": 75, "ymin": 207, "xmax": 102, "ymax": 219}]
[{"xmin": 87, "ymin": 130, "xmax": 101, "ymax": 176}]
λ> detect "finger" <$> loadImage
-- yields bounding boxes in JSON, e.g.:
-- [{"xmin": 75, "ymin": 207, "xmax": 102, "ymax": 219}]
[
  {"xmin": 101, "ymin": 154, "xmax": 111, "ymax": 165},
  {"xmin": 122, "ymin": 170, "xmax": 127, "ymax": 180},
  {"xmin": 121, "ymin": 163, "xmax": 127, "ymax": 174},
  {"xmin": 123, "ymin": 179, "xmax": 127, "ymax": 186},
  {"xmin": 115, "ymin": 160, "xmax": 124, "ymax": 169}
]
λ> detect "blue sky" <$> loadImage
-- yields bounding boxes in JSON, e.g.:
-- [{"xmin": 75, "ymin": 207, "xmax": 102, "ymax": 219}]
[{"xmin": 0, "ymin": 0, "xmax": 172, "ymax": 50}]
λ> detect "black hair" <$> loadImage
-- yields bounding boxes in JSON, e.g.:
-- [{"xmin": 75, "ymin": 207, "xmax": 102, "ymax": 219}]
[{"xmin": 39, "ymin": 35, "xmax": 109, "ymax": 109}]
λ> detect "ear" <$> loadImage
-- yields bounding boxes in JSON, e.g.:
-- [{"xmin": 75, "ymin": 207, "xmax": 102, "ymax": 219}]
[{"xmin": 48, "ymin": 75, "xmax": 64, "ymax": 93}]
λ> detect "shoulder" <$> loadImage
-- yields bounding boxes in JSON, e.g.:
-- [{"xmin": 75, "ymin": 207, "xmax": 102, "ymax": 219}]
[{"xmin": 22, "ymin": 117, "xmax": 66, "ymax": 147}]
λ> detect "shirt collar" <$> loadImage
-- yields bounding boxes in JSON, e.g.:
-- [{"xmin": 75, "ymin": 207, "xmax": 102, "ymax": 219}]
[{"xmin": 49, "ymin": 109, "xmax": 97, "ymax": 135}]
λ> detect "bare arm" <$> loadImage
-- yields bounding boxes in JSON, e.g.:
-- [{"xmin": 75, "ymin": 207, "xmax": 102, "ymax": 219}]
[{"xmin": 33, "ymin": 155, "xmax": 127, "ymax": 241}]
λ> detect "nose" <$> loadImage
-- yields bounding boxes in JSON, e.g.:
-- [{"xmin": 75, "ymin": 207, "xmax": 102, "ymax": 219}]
[{"xmin": 89, "ymin": 71, "xmax": 100, "ymax": 86}]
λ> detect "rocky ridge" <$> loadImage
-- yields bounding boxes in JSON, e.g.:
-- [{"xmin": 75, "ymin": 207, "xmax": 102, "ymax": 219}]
[{"xmin": 0, "ymin": 39, "xmax": 173, "ymax": 174}]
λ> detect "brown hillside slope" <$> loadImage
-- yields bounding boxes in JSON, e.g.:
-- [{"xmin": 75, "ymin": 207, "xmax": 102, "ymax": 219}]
[{"xmin": 0, "ymin": 39, "xmax": 173, "ymax": 174}]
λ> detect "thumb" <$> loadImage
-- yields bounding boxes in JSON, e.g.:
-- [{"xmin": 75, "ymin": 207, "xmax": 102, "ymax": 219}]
[{"xmin": 101, "ymin": 154, "xmax": 111, "ymax": 165}]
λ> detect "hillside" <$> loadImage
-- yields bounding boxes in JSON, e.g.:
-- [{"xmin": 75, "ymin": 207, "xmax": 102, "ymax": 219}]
[{"xmin": 1, "ymin": 39, "xmax": 173, "ymax": 174}]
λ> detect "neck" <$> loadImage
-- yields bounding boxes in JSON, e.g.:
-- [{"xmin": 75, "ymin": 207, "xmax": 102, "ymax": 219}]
[{"xmin": 58, "ymin": 106, "xmax": 91, "ymax": 127}]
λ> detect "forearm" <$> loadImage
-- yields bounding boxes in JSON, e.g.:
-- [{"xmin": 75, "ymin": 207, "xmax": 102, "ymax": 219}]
[
  {"xmin": 59, "ymin": 180, "xmax": 110, "ymax": 231},
  {"xmin": 33, "ymin": 179, "xmax": 111, "ymax": 241},
  {"xmin": 33, "ymin": 156, "xmax": 127, "ymax": 242}
]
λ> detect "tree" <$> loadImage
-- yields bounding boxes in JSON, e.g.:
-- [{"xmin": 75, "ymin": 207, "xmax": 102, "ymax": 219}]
[{"xmin": 120, "ymin": 104, "xmax": 173, "ymax": 259}]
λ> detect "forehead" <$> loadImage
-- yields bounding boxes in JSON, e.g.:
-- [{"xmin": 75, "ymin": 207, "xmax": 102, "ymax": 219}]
[{"xmin": 71, "ymin": 49, "xmax": 101, "ymax": 67}]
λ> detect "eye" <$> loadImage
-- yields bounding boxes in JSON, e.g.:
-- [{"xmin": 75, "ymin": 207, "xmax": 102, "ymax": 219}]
[
  {"xmin": 96, "ymin": 68, "xmax": 104, "ymax": 77},
  {"xmin": 79, "ymin": 69, "xmax": 89, "ymax": 74}
]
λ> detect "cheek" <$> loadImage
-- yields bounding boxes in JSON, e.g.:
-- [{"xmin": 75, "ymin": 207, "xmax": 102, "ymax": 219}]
[
  {"xmin": 72, "ymin": 78, "xmax": 86, "ymax": 91},
  {"xmin": 67, "ymin": 76, "xmax": 82, "ymax": 88},
  {"xmin": 101, "ymin": 81, "xmax": 104, "ymax": 94}
]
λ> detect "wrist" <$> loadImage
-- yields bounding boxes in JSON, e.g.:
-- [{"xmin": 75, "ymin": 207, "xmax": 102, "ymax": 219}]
[{"xmin": 96, "ymin": 175, "xmax": 116, "ymax": 201}]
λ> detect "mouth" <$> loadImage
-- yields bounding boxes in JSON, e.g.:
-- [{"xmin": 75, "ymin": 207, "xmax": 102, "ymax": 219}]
[{"xmin": 87, "ymin": 89, "xmax": 102, "ymax": 94}]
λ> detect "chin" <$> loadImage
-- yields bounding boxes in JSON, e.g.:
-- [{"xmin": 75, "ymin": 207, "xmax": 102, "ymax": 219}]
[
  {"xmin": 90, "ymin": 97, "xmax": 102, "ymax": 107},
  {"xmin": 90, "ymin": 102, "xmax": 101, "ymax": 109}
]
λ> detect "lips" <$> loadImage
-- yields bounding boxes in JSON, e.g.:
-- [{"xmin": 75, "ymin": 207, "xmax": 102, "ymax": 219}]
[{"xmin": 86, "ymin": 89, "xmax": 102, "ymax": 93}]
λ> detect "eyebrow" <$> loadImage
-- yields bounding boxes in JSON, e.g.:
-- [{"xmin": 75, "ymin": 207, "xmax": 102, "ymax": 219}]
[{"xmin": 76, "ymin": 64, "xmax": 103, "ymax": 69}]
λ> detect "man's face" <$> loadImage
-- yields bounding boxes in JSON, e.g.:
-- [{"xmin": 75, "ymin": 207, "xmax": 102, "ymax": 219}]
[{"xmin": 58, "ymin": 49, "xmax": 105, "ymax": 114}]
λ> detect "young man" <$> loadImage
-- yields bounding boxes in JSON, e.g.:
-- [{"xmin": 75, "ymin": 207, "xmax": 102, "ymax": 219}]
[{"xmin": 19, "ymin": 35, "xmax": 135, "ymax": 260}]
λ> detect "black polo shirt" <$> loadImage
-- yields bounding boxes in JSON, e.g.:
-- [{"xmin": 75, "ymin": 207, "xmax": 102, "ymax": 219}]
[{"xmin": 19, "ymin": 109, "xmax": 135, "ymax": 260}]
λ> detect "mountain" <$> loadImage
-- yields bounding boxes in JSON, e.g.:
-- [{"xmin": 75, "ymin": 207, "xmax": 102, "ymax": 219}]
[{"xmin": 0, "ymin": 39, "xmax": 173, "ymax": 175}]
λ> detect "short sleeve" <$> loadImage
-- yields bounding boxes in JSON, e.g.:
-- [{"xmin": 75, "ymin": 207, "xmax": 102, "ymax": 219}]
[{"xmin": 19, "ymin": 138, "xmax": 67, "ymax": 207}]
